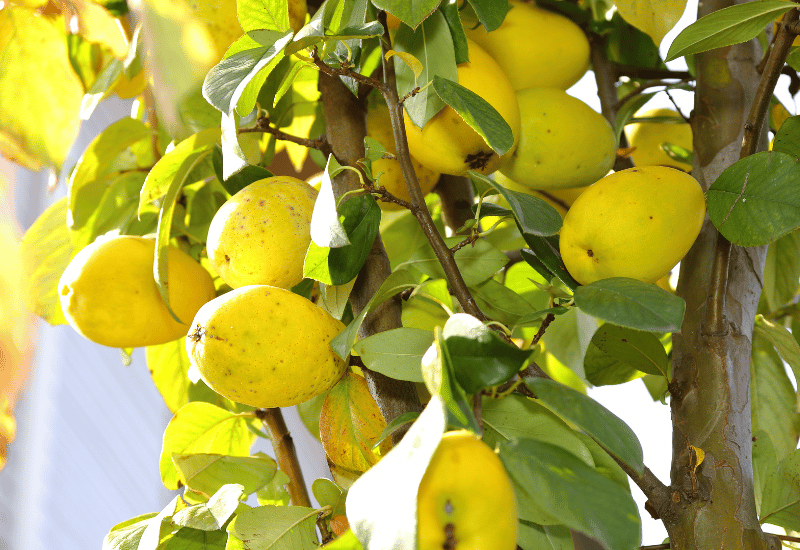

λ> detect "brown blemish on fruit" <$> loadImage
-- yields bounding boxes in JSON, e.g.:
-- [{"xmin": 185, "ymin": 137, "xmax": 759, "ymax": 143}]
[
  {"xmin": 587, "ymin": 249, "xmax": 594, "ymax": 257},
  {"xmin": 443, "ymin": 522, "xmax": 458, "ymax": 550},
  {"xmin": 465, "ymin": 150, "xmax": 494, "ymax": 170}
]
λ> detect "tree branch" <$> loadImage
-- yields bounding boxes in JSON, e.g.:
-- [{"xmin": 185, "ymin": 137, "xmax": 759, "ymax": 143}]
[
  {"xmin": 706, "ymin": 7, "xmax": 799, "ymax": 334},
  {"xmin": 257, "ymin": 408, "xmax": 311, "ymax": 507},
  {"xmin": 240, "ymin": 116, "xmax": 333, "ymax": 158},
  {"xmin": 377, "ymin": 13, "xmax": 488, "ymax": 322},
  {"xmin": 612, "ymin": 63, "xmax": 692, "ymax": 80}
]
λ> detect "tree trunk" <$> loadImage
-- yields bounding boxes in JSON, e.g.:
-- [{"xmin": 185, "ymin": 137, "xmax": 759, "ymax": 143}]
[{"xmin": 666, "ymin": 1, "xmax": 775, "ymax": 547}]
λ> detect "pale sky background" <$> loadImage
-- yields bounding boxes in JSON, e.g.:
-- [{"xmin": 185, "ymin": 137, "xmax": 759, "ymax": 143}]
[{"xmin": 3, "ymin": 0, "xmax": 797, "ymax": 548}]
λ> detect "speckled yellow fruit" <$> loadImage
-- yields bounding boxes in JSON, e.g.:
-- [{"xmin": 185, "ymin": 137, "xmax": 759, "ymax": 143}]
[
  {"xmin": 418, "ymin": 430, "xmax": 518, "ymax": 550},
  {"xmin": 560, "ymin": 166, "xmax": 705, "ymax": 285},
  {"xmin": 403, "ymin": 39, "xmax": 520, "ymax": 177},
  {"xmin": 367, "ymin": 101, "xmax": 440, "ymax": 210},
  {"xmin": 624, "ymin": 108, "xmax": 693, "ymax": 171},
  {"xmin": 499, "ymin": 88, "xmax": 616, "ymax": 190},
  {"xmin": 206, "ymin": 176, "xmax": 317, "ymax": 290},
  {"xmin": 187, "ymin": 285, "xmax": 346, "ymax": 408},
  {"xmin": 58, "ymin": 235, "xmax": 216, "ymax": 348},
  {"xmin": 465, "ymin": 0, "xmax": 589, "ymax": 91},
  {"xmin": 288, "ymin": 0, "xmax": 307, "ymax": 33}
]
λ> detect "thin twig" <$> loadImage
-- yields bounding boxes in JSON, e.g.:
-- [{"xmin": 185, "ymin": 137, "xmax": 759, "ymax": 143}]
[
  {"xmin": 310, "ymin": 48, "xmax": 387, "ymax": 92},
  {"xmin": 640, "ymin": 544, "xmax": 670, "ymax": 550},
  {"xmin": 706, "ymin": 7, "xmax": 800, "ymax": 334},
  {"xmin": 256, "ymin": 408, "xmax": 312, "ymax": 507},
  {"xmin": 613, "ymin": 79, "xmax": 693, "ymax": 112},
  {"xmin": 240, "ymin": 116, "xmax": 333, "ymax": 158},
  {"xmin": 376, "ymin": 11, "xmax": 488, "ymax": 322},
  {"xmin": 612, "ymin": 63, "xmax": 692, "ymax": 80},
  {"xmin": 531, "ymin": 313, "xmax": 556, "ymax": 347}
]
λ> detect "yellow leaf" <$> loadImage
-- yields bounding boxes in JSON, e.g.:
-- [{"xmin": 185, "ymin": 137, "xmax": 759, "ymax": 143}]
[
  {"xmin": 615, "ymin": 0, "xmax": 688, "ymax": 46},
  {"xmin": 0, "ymin": 394, "xmax": 16, "ymax": 472},
  {"xmin": 689, "ymin": 444, "xmax": 705, "ymax": 471},
  {"xmin": 385, "ymin": 50, "xmax": 423, "ymax": 82},
  {"xmin": 0, "ymin": 7, "xmax": 84, "ymax": 170},
  {"xmin": 320, "ymin": 372, "xmax": 393, "ymax": 473},
  {"xmin": 63, "ymin": 0, "xmax": 129, "ymax": 58}
]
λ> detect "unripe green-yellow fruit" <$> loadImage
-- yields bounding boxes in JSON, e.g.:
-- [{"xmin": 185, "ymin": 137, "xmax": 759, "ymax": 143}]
[
  {"xmin": 624, "ymin": 108, "xmax": 693, "ymax": 171},
  {"xmin": 187, "ymin": 285, "xmax": 346, "ymax": 408},
  {"xmin": 206, "ymin": 176, "xmax": 317, "ymax": 290},
  {"xmin": 465, "ymin": 0, "xmax": 590, "ymax": 91},
  {"xmin": 499, "ymin": 88, "xmax": 616, "ymax": 190},
  {"xmin": 560, "ymin": 166, "xmax": 705, "ymax": 285},
  {"xmin": 403, "ymin": 39, "xmax": 520, "ymax": 177},
  {"xmin": 366, "ymin": 101, "xmax": 440, "ymax": 210},
  {"xmin": 417, "ymin": 430, "xmax": 518, "ymax": 550},
  {"xmin": 58, "ymin": 235, "xmax": 216, "ymax": 348}
]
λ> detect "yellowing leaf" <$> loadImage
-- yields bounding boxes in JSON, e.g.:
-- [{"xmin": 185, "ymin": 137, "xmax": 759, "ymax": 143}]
[
  {"xmin": 63, "ymin": 0, "xmax": 129, "ymax": 58},
  {"xmin": 616, "ymin": 0, "xmax": 688, "ymax": 46},
  {"xmin": 385, "ymin": 50, "xmax": 423, "ymax": 82},
  {"xmin": 0, "ymin": 7, "xmax": 84, "ymax": 170},
  {"xmin": 320, "ymin": 372, "xmax": 393, "ymax": 473}
]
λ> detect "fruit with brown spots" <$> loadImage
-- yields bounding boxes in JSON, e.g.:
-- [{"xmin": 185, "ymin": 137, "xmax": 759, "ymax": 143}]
[
  {"xmin": 559, "ymin": 166, "xmax": 705, "ymax": 285},
  {"xmin": 186, "ymin": 285, "xmax": 346, "ymax": 408},
  {"xmin": 417, "ymin": 430, "xmax": 518, "ymax": 550},
  {"xmin": 206, "ymin": 176, "xmax": 317, "ymax": 290}
]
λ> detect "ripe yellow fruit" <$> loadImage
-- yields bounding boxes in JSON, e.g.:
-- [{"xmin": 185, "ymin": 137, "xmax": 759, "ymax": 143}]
[
  {"xmin": 418, "ymin": 430, "xmax": 518, "ymax": 550},
  {"xmin": 465, "ymin": 0, "xmax": 590, "ymax": 91},
  {"xmin": 59, "ymin": 235, "xmax": 216, "ymax": 348},
  {"xmin": 624, "ymin": 108, "xmax": 693, "ymax": 171},
  {"xmin": 187, "ymin": 285, "xmax": 346, "ymax": 408},
  {"xmin": 206, "ymin": 176, "xmax": 317, "ymax": 290},
  {"xmin": 366, "ymin": 101, "xmax": 441, "ymax": 210},
  {"xmin": 288, "ymin": 0, "xmax": 307, "ymax": 33},
  {"xmin": 560, "ymin": 166, "xmax": 705, "ymax": 285},
  {"xmin": 403, "ymin": 39, "xmax": 520, "ymax": 177},
  {"xmin": 500, "ymin": 88, "xmax": 616, "ymax": 190}
]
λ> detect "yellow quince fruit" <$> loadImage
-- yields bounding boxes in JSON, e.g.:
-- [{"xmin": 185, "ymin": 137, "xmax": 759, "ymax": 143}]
[
  {"xmin": 499, "ymin": 88, "xmax": 616, "ymax": 190},
  {"xmin": 624, "ymin": 107, "xmax": 693, "ymax": 171},
  {"xmin": 206, "ymin": 176, "xmax": 317, "ymax": 290},
  {"xmin": 560, "ymin": 166, "xmax": 705, "ymax": 285},
  {"xmin": 403, "ymin": 39, "xmax": 520, "ymax": 177},
  {"xmin": 187, "ymin": 285, "xmax": 346, "ymax": 408},
  {"xmin": 418, "ymin": 430, "xmax": 518, "ymax": 550},
  {"xmin": 58, "ymin": 235, "xmax": 216, "ymax": 348},
  {"xmin": 465, "ymin": 0, "xmax": 590, "ymax": 91},
  {"xmin": 366, "ymin": 100, "xmax": 440, "ymax": 210}
]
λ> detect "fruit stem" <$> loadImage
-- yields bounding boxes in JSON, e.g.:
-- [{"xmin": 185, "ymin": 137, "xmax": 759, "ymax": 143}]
[
  {"xmin": 377, "ymin": 11, "xmax": 489, "ymax": 322},
  {"xmin": 257, "ymin": 408, "xmax": 312, "ymax": 508},
  {"xmin": 706, "ymin": 6, "xmax": 799, "ymax": 334}
]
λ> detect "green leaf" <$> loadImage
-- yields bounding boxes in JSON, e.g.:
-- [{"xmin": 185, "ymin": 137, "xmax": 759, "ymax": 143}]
[
  {"xmin": 347, "ymin": 396, "xmax": 446, "ymax": 549},
  {"xmin": 467, "ymin": 0, "xmax": 510, "ymax": 32},
  {"xmin": 211, "ymin": 145, "xmax": 274, "ymax": 195},
  {"xmin": 172, "ymin": 453, "xmax": 278, "ymax": 497},
  {"xmin": 707, "ymin": 151, "xmax": 800, "ymax": 247},
  {"xmin": 482, "ymin": 394, "xmax": 594, "ymax": 467},
  {"xmin": 372, "ymin": 0, "xmax": 442, "ymax": 29},
  {"xmin": 20, "ymin": 198, "xmax": 73, "ymax": 325},
  {"xmin": 238, "ymin": 0, "xmax": 290, "ymax": 33},
  {"xmin": 576, "ymin": 432, "xmax": 631, "ymax": 489},
  {"xmin": 226, "ymin": 505, "xmax": 319, "ymax": 549},
  {"xmin": 499, "ymin": 439, "xmax": 641, "ymax": 550},
  {"xmin": 525, "ymin": 378, "xmax": 644, "ymax": 475},
  {"xmin": 614, "ymin": 92, "xmax": 655, "ymax": 143},
  {"xmin": 80, "ymin": 58, "xmax": 123, "ymax": 120},
  {"xmin": 754, "ymin": 429, "xmax": 778, "ymax": 514},
  {"xmin": 401, "ymin": 236, "xmax": 508, "ymax": 287},
  {"xmin": 139, "ymin": 496, "xmax": 181, "ymax": 550},
  {"xmin": 330, "ymin": 268, "xmax": 420, "ymax": 359},
  {"xmin": 422, "ymin": 328, "xmax": 480, "ymax": 431},
  {"xmin": 471, "ymin": 278, "xmax": 540, "ymax": 327},
  {"xmin": 312, "ymin": 478, "xmax": 347, "ymax": 517},
  {"xmin": 310, "ymin": 155, "xmax": 351, "ymax": 248},
  {"xmin": 145, "ymin": 338, "xmax": 193, "ymax": 413},
  {"xmin": 754, "ymin": 315, "xmax": 800, "ymax": 387},
  {"xmin": 469, "ymin": 171, "xmax": 562, "ymax": 237},
  {"xmin": 762, "ymin": 230, "xmax": 800, "ymax": 310},
  {"xmin": 304, "ymin": 195, "xmax": 382, "ymax": 285},
  {"xmin": 521, "ymin": 237, "xmax": 580, "ymax": 291},
  {"xmin": 773, "ymin": 115, "xmax": 800, "ymax": 158},
  {"xmin": 394, "ymin": 10, "xmax": 457, "ymax": 129},
  {"xmin": 760, "ymin": 448, "xmax": 800, "ymax": 530},
  {"xmin": 372, "ymin": 411, "xmax": 421, "ymax": 450},
  {"xmin": 172, "ymin": 484, "xmax": 245, "ymax": 531},
  {"xmin": 321, "ymin": 530, "xmax": 364, "ymax": 549},
  {"xmin": 584, "ymin": 324, "xmax": 669, "ymax": 386},
  {"xmin": 574, "ymin": 277, "xmax": 686, "ymax": 333},
  {"xmin": 102, "ymin": 513, "xmax": 159, "ymax": 550},
  {"xmin": 665, "ymin": 0, "xmax": 793, "ymax": 61},
  {"xmin": 161, "ymin": 527, "xmax": 228, "ymax": 550},
  {"xmin": 442, "ymin": 313, "xmax": 530, "ymax": 394},
  {"xmin": 257, "ymin": 469, "xmax": 291, "ymax": 507},
  {"xmin": 353, "ymin": 327, "xmax": 433, "ymax": 382},
  {"xmin": 432, "ymin": 76, "xmax": 514, "ymax": 156},
  {"xmin": 541, "ymin": 306, "xmax": 596, "ymax": 380},
  {"xmin": 139, "ymin": 128, "xmax": 221, "ymax": 214},
  {"xmin": 439, "ymin": 0, "xmax": 469, "ymax": 64},
  {"xmin": 160, "ymin": 402, "xmax": 256, "ymax": 490},
  {"xmin": 518, "ymin": 521, "xmax": 573, "ymax": 550},
  {"xmin": 751, "ymin": 334, "xmax": 800, "ymax": 462}
]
